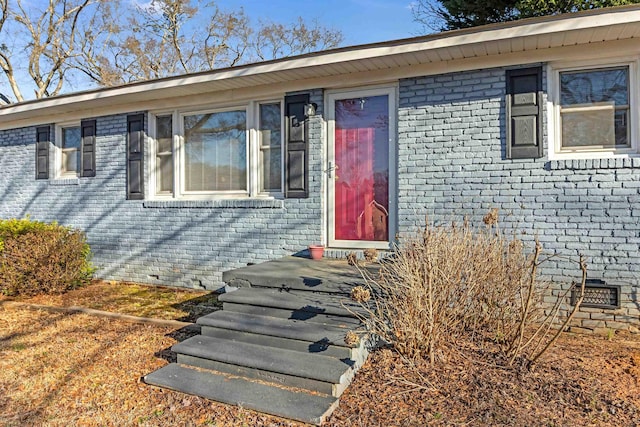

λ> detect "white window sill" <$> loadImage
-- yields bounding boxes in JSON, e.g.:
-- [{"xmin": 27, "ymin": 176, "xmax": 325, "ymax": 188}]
[{"xmin": 142, "ymin": 199, "xmax": 285, "ymax": 209}]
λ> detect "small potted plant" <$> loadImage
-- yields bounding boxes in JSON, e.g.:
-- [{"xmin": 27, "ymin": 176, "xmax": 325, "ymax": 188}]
[{"xmin": 308, "ymin": 244, "xmax": 324, "ymax": 260}]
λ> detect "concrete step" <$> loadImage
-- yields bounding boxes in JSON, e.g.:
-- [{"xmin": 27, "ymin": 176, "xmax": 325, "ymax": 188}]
[
  {"xmin": 222, "ymin": 302, "xmax": 363, "ymax": 328},
  {"xmin": 173, "ymin": 335, "xmax": 353, "ymax": 393},
  {"xmin": 200, "ymin": 327, "xmax": 353, "ymax": 359},
  {"xmin": 219, "ymin": 287, "xmax": 366, "ymax": 319},
  {"xmin": 144, "ymin": 363, "xmax": 338, "ymax": 426},
  {"xmin": 223, "ymin": 256, "xmax": 378, "ymax": 295},
  {"xmin": 197, "ymin": 311, "xmax": 356, "ymax": 348},
  {"xmin": 177, "ymin": 353, "xmax": 340, "ymax": 397}
]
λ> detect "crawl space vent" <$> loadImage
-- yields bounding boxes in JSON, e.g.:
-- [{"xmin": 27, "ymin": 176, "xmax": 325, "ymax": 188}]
[{"xmin": 571, "ymin": 279, "xmax": 620, "ymax": 309}]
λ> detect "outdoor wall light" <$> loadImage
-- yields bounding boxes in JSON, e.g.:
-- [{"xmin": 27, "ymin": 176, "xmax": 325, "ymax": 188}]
[{"xmin": 304, "ymin": 102, "xmax": 317, "ymax": 117}]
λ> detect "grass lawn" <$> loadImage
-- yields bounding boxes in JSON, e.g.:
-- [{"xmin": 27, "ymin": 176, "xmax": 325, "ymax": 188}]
[
  {"xmin": 0, "ymin": 308, "xmax": 301, "ymax": 426},
  {"xmin": 1, "ymin": 281, "xmax": 640, "ymax": 426},
  {"xmin": 0, "ymin": 280, "xmax": 221, "ymax": 322}
]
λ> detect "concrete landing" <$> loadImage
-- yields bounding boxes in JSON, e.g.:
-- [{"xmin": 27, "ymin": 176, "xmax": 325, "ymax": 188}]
[{"xmin": 222, "ymin": 256, "xmax": 378, "ymax": 295}]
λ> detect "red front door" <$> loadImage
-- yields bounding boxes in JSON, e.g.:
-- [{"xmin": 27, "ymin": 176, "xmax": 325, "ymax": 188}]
[{"xmin": 333, "ymin": 95, "xmax": 390, "ymax": 243}]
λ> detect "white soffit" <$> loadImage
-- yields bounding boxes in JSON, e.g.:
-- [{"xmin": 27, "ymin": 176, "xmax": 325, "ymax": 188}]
[{"xmin": 1, "ymin": 5, "xmax": 640, "ymax": 128}]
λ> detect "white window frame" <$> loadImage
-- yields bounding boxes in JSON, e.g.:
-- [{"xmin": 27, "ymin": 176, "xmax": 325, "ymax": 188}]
[
  {"xmin": 149, "ymin": 100, "xmax": 284, "ymax": 200},
  {"xmin": 179, "ymin": 106, "xmax": 249, "ymax": 197},
  {"xmin": 254, "ymin": 99, "xmax": 285, "ymax": 197},
  {"xmin": 547, "ymin": 57, "xmax": 640, "ymax": 160},
  {"xmin": 55, "ymin": 121, "xmax": 81, "ymax": 178},
  {"xmin": 149, "ymin": 111, "xmax": 178, "ymax": 197}
]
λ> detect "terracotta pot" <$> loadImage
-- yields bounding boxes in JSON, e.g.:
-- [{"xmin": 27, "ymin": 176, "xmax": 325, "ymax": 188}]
[{"xmin": 308, "ymin": 245, "xmax": 325, "ymax": 260}]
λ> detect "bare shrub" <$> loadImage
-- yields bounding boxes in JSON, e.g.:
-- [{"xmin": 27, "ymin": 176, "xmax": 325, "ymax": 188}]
[
  {"xmin": 354, "ymin": 215, "xmax": 580, "ymax": 367},
  {"xmin": 363, "ymin": 248, "xmax": 378, "ymax": 263},
  {"xmin": 350, "ymin": 286, "xmax": 371, "ymax": 303},
  {"xmin": 483, "ymin": 207, "xmax": 499, "ymax": 226},
  {"xmin": 0, "ymin": 221, "xmax": 93, "ymax": 296},
  {"xmin": 344, "ymin": 330, "xmax": 360, "ymax": 347},
  {"xmin": 346, "ymin": 251, "xmax": 358, "ymax": 266}
]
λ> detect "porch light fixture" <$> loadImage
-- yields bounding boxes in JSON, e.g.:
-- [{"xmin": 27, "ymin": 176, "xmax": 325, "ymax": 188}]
[{"xmin": 304, "ymin": 102, "xmax": 317, "ymax": 117}]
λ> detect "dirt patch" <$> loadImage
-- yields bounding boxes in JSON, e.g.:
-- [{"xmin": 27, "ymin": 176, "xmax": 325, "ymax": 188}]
[
  {"xmin": 2, "ymin": 284, "xmax": 639, "ymax": 426},
  {"xmin": 328, "ymin": 333, "xmax": 640, "ymax": 426},
  {"xmin": 0, "ymin": 280, "xmax": 221, "ymax": 322},
  {"xmin": 0, "ymin": 308, "xmax": 303, "ymax": 427}
]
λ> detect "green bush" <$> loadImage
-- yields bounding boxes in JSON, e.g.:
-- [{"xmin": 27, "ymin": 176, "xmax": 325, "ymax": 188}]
[{"xmin": 0, "ymin": 217, "xmax": 94, "ymax": 296}]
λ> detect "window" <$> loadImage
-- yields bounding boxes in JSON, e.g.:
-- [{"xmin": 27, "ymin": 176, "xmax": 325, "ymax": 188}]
[
  {"xmin": 259, "ymin": 103, "xmax": 283, "ymax": 193},
  {"xmin": 151, "ymin": 101, "xmax": 284, "ymax": 198},
  {"xmin": 57, "ymin": 124, "xmax": 81, "ymax": 177},
  {"xmin": 551, "ymin": 61, "xmax": 638, "ymax": 158},
  {"xmin": 184, "ymin": 110, "xmax": 247, "ymax": 193},
  {"xmin": 155, "ymin": 115, "xmax": 173, "ymax": 194},
  {"xmin": 560, "ymin": 67, "xmax": 629, "ymax": 149}
]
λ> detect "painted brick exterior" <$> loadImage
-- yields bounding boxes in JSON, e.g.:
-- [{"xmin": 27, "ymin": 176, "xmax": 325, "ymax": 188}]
[
  {"xmin": 397, "ymin": 66, "xmax": 640, "ymax": 332},
  {"xmin": 0, "ymin": 66, "xmax": 638, "ymax": 331},
  {"xmin": 0, "ymin": 90, "xmax": 325, "ymax": 290}
]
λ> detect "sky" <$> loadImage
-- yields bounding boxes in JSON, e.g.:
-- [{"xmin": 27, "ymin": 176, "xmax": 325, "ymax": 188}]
[
  {"xmin": 1, "ymin": 0, "xmax": 423, "ymax": 100},
  {"xmin": 209, "ymin": 0, "xmax": 421, "ymax": 46}
]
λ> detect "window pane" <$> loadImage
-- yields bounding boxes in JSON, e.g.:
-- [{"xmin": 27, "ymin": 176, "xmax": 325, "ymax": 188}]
[
  {"xmin": 259, "ymin": 103, "xmax": 282, "ymax": 192},
  {"xmin": 155, "ymin": 115, "xmax": 173, "ymax": 194},
  {"xmin": 562, "ymin": 109, "xmax": 615, "ymax": 148},
  {"xmin": 62, "ymin": 149, "xmax": 79, "ymax": 173},
  {"xmin": 62, "ymin": 127, "xmax": 81, "ymax": 149},
  {"xmin": 560, "ymin": 67, "xmax": 630, "ymax": 149},
  {"xmin": 261, "ymin": 148, "xmax": 282, "ymax": 192},
  {"xmin": 615, "ymin": 110, "xmax": 629, "ymax": 146},
  {"xmin": 158, "ymin": 154, "xmax": 173, "ymax": 193},
  {"xmin": 560, "ymin": 67, "xmax": 628, "ymax": 106},
  {"xmin": 184, "ymin": 111, "xmax": 247, "ymax": 192},
  {"xmin": 156, "ymin": 115, "xmax": 173, "ymax": 153}
]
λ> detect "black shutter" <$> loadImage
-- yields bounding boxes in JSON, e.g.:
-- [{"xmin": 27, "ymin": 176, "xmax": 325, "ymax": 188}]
[
  {"xmin": 506, "ymin": 67, "xmax": 543, "ymax": 159},
  {"xmin": 127, "ymin": 114, "xmax": 145, "ymax": 200},
  {"xmin": 284, "ymin": 94, "xmax": 310, "ymax": 198},
  {"xmin": 80, "ymin": 119, "xmax": 97, "ymax": 177},
  {"xmin": 35, "ymin": 126, "xmax": 50, "ymax": 180}
]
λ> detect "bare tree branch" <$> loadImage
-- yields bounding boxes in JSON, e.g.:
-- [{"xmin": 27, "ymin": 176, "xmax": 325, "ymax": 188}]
[
  {"xmin": 0, "ymin": 0, "xmax": 23, "ymax": 102},
  {"xmin": 1, "ymin": 0, "xmax": 345, "ymax": 97},
  {"xmin": 253, "ymin": 17, "xmax": 343, "ymax": 63},
  {"xmin": 5, "ymin": 0, "xmax": 95, "ymax": 99}
]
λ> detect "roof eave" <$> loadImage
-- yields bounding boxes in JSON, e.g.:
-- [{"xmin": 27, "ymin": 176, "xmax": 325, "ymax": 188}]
[{"xmin": 1, "ymin": 5, "xmax": 639, "ymax": 128}]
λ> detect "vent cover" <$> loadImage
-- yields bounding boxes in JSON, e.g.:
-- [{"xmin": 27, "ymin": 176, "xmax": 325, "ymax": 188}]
[{"xmin": 571, "ymin": 279, "xmax": 620, "ymax": 309}]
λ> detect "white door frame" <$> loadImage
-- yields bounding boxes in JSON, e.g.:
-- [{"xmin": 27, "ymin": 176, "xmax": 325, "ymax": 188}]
[{"xmin": 325, "ymin": 85, "xmax": 398, "ymax": 250}]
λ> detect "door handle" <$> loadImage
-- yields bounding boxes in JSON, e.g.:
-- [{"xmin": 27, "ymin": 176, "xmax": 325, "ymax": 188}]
[{"xmin": 326, "ymin": 161, "xmax": 339, "ymax": 178}]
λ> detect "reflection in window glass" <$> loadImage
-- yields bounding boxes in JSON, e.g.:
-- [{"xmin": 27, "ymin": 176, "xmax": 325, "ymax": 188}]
[
  {"xmin": 62, "ymin": 126, "xmax": 80, "ymax": 175},
  {"xmin": 259, "ymin": 103, "xmax": 282, "ymax": 192},
  {"xmin": 184, "ymin": 111, "xmax": 247, "ymax": 192},
  {"xmin": 155, "ymin": 115, "xmax": 173, "ymax": 194},
  {"xmin": 560, "ymin": 67, "xmax": 629, "ymax": 149},
  {"xmin": 334, "ymin": 95, "xmax": 389, "ymax": 242}
]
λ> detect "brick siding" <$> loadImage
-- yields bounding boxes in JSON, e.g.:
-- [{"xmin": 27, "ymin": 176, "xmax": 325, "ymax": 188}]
[
  {"xmin": 397, "ymin": 66, "xmax": 640, "ymax": 332},
  {"xmin": 0, "ymin": 91, "xmax": 325, "ymax": 290},
  {"xmin": 1, "ymin": 68, "xmax": 638, "ymax": 331}
]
